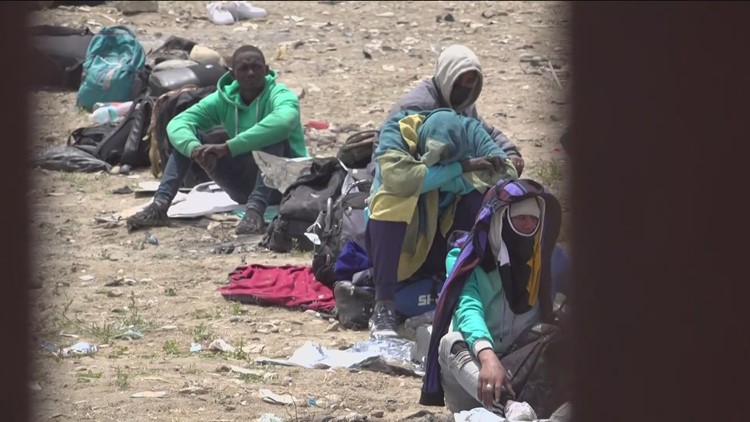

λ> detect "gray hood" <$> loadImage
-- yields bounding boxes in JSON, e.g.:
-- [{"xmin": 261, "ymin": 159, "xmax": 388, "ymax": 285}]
[{"xmin": 434, "ymin": 45, "xmax": 484, "ymax": 113}]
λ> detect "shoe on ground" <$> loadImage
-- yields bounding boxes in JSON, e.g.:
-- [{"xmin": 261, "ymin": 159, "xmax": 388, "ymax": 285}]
[
  {"xmin": 369, "ymin": 302, "xmax": 399, "ymax": 339},
  {"xmin": 236, "ymin": 208, "xmax": 266, "ymax": 235},
  {"xmin": 126, "ymin": 202, "xmax": 169, "ymax": 231}
]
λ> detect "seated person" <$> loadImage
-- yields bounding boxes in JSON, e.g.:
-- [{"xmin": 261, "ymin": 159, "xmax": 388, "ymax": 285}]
[
  {"xmin": 419, "ymin": 179, "xmax": 566, "ymax": 416},
  {"xmin": 127, "ymin": 44, "xmax": 308, "ymax": 234},
  {"xmin": 371, "ymin": 44, "xmax": 525, "ymax": 176},
  {"xmin": 365, "ymin": 108, "xmax": 519, "ymax": 339}
]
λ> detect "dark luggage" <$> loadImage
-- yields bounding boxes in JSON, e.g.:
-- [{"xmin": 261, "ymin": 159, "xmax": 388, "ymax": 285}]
[
  {"xmin": 148, "ymin": 63, "xmax": 227, "ymax": 97},
  {"xmin": 29, "ymin": 25, "xmax": 94, "ymax": 90}
]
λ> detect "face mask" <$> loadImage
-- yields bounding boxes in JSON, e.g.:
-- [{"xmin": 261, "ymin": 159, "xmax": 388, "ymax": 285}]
[{"xmin": 450, "ymin": 85, "xmax": 473, "ymax": 108}]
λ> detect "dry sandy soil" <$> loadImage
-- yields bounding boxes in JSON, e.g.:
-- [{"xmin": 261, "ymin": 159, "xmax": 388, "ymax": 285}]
[{"xmin": 27, "ymin": 1, "xmax": 571, "ymax": 421}]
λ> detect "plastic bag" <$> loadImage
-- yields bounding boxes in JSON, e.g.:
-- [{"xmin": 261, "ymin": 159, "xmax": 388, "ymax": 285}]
[{"xmin": 35, "ymin": 145, "xmax": 112, "ymax": 173}]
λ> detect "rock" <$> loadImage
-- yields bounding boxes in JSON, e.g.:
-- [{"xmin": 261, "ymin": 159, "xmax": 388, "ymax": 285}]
[
  {"xmin": 105, "ymin": 277, "xmax": 124, "ymax": 287},
  {"xmin": 209, "ymin": 339, "xmax": 235, "ymax": 353},
  {"xmin": 114, "ymin": 1, "xmax": 158, "ymax": 15},
  {"xmin": 371, "ymin": 410, "xmax": 385, "ymax": 418},
  {"xmin": 386, "ymin": 399, "xmax": 397, "ymax": 412},
  {"xmin": 107, "ymin": 289, "xmax": 123, "ymax": 298},
  {"xmin": 189, "ymin": 45, "xmax": 224, "ymax": 65},
  {"xmin": 225, "ymin": 405, "xmax": 236, "ymax": 411},
  {"xmin": 326, "ymin": 321, "xmax": 340, "ymax": 332}
]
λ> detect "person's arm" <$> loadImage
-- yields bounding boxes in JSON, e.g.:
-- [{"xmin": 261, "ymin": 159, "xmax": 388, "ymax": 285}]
[
  {"xmin": 166, "ymin": 94, "xmax": 222, "ymax": 158},
  {"xmin": 473, "ymin": 111, "xmax": 520, "ymax": 158},
  {"xmin": 225, "ymin": 89, "xmax": 300, "ymax": 156},
  {"xmin": 446, "ymin": 248, "xmax": 495, "ymax": 356},
  {"xmin": 420, "ymin": 162, "xmax": 463, "ymax": 194}
]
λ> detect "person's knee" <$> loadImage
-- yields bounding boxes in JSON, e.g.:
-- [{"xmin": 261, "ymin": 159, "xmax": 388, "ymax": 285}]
[{"xmin": 438, "ymin": 331, "xmax": 467, "ymax": 362}]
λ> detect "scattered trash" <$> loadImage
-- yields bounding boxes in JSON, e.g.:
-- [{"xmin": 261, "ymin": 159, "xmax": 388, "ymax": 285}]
[
  {"xmin": 112, "ymin": 186, "xmax": 134, "ymax": 195},
  {"xmin": 257, "ymin": 338, "xmax": 424, "ymax": 377},
  {"xmin": 179, "ymin": 386, "xmax": 209, "ymax": 395},
  {"xmin": 61, "ymin": 342, "xmax": 98, "ymax": 358},
  {"xmin": 307, "ymin": 397, "xmax": 318, "ymax": 407},
  {"xmin": 79, "ymin": 275, "xmax": 95, "ymax": 281},
  {"xmin": 34, "ymin": 146, "xmax": 112, "ymax": 174},
  {"xmin": 30, "ymin": 382, "xmax": 42, "ymax": 391},
  {"xmin": 146, "ymin": 234, "xmax": 159, "ymax": 246},
  {"xmin": 305, "ymin": 120, "xmax": 330, "ymax": 130},
  {"xmin": 290, "ymin": 15, "xmax": 305, "ymax": 23},
  {"xmin": 382, "ymin": 64, "xmax": 396, "ymax": 72},
  {"xmin": 259, "ymin": 414, "xmax": 286, "ymax": 422},
  {"xmin": 60, "ymin": 332, "xmax": 79, "ymax": 339},
  {"xmin": 190, "ymin": 343, "xmax": 202, "ymax": 353},
  {"xmin": 260, "ymin": 389, "xmax": 299, "ymax": 406},
  {"xmin": 209, "ymin": 339, "xmax": 235, "ymax": 353},
  {"xmin": 113, "ymin": 329, "xmax": 143, "ymax": 341},
  {"xmin": 375, "ymin": 12, "xmax": 395, "ymax": 17},
  {"xmin": 131, "ymin": 391, "xmax": 167, "ymax": 399}
]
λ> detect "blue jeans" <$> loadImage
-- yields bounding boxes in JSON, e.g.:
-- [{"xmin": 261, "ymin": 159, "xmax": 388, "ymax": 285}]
[{"xmin": 153, "ymin": 141, "xmax": 290, "ymax": 213}]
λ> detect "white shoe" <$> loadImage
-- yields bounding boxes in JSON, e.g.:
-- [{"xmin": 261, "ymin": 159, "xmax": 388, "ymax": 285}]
[
  {"xmin": 224, "ymin": 1, "xmax": 267, "ymax": 20},
  {"xmin": 207, "ymin": 2, "xmax": 235, "ymax": 25}
]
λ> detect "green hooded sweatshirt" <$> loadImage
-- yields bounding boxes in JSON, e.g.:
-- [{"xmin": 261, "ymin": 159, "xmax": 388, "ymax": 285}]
[{"xmin": 166, "ymin": 70, "xmax": 308, "ymax": 159}]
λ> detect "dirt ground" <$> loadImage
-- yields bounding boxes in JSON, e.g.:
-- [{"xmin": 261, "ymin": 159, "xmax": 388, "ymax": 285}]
[{"xmin": 28, "ymin": 1, "xmax": 571, "ymax": 421}]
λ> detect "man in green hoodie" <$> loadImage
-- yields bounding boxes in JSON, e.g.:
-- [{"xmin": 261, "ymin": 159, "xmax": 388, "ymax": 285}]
[{"xmin": 127, "ymin": 45, "xmax": 308, "ymax": 234}]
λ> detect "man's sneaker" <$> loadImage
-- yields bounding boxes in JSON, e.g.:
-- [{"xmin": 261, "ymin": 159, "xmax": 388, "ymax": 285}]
[
  {"xmin": 369, "ymin": 302, "xmax": 399, "ymax": 339},
  {"xmin": 236, "ymin": 208, "xmax": 266, "ymax": 235},
  {"xmin": 126, "ymin": 202, "xmax": 169, "ymax": 231}
]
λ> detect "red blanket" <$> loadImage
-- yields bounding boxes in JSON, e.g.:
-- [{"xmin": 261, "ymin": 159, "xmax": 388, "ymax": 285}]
[{"xmin": 219, "ymin": 265, "xmax": 336, "ymax": 312}]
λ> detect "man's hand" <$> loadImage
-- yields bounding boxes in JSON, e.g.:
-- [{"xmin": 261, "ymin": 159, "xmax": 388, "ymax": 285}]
[
  {"xmin": 460, "ymin": 156, "xmax": 506, "ymax": 173},
  {"xmin": 476, "ymin": 349, "xmax": 515, "ymax": 409},
  {"xmin": 510, "ymin": 156, "xmax": 524, "ymax": 177},
  {"xmin": 192, "ymin": 144, "xmax": 230, "ymax": 174}
]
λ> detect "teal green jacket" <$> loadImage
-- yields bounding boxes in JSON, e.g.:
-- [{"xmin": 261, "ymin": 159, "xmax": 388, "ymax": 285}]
[
  {"xmin": 166, "ymin": 70, "xmax": 308, "ymax": 159},
  {"xmin": 448, "ymin": 247, "xmax": 542, "ymax": 356}
]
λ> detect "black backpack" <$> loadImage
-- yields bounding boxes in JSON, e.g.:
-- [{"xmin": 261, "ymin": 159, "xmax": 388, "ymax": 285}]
[
  {"xmin": 30, "ymin": 25, "xmax": 94, "ymax": 91},
  {"xmin": 310, "ymin": 176, "xmax": 372, "ymax": 287},
  {"xmin": 152, "ymin": 86, "xmax": 219, "ymax": 188},
  {"xmin": 260, "ymin": 158, "xmax": 347, "ymax": 253},
  {"xmin": 68, "ymin": 93, "xmax": 154, "ymax": 167},
  {"xmin": 497, "ymin": 308, "xmax": 572, "ymax": 419}
]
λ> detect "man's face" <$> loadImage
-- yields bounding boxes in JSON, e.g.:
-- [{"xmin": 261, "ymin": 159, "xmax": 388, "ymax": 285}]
[
  {"xmin": 232, "ymin": 51, "xmax": 268, "ymax": 90},
  {"xmin": 510, "ymin": 215, "xmax": 540, "ymax": 235},
  {"xmin": 450, "ymin": 70, "xmax": 479, "ymax": 107}
]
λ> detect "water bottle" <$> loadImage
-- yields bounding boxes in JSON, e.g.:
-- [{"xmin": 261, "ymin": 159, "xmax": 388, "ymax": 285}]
[
  {"xmin": 90, "ymin": 106, "xmax": 119, "ymax": 124},
  {"xmin": 89, "ymin": 101, "xmax": 133, "ymax": 124}
]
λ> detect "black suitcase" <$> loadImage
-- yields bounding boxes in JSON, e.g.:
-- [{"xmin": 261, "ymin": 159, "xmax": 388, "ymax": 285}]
[
  {"xmin": 148, "ymin": 63, "xmax": 228, "ymax": 97},
  {"xmin": 29, "ymin": 25, "xmax": 94, "ymax": 91}
]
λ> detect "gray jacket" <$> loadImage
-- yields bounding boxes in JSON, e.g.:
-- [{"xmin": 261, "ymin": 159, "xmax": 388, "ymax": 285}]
[{"xmin": 371, "ymin": 45, "xmax": 520, "ymax": 163}]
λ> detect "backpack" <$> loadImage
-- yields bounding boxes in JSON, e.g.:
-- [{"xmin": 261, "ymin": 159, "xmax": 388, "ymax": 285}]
[
  {"xmin": 333, "ymin": 273, "xmax": 444, "ymax": 329},
  {"xmin": 76, "ymin": 25, "xmax": 146, "ymax": 111},
  {"xmin": 498, "ymin": 322, "xmax": 572, "ymax": 419},
  {"xmin": 310, "ymin": 176, "xmax": 371, "ymax": 287},
  {"xmin": 149, "ymin": 85, "xmax": 219, "ymax": 187},
  {"xmin": 260, "ymin": 158, "xmax": 347, "ymax": 253},
  {"xmin": 337, "ymin": 130, "xmax": 378, "ymax": 169},
  {"xmin": 29, "ymin": 25, "xmax": 94, "ymax": 91},
  {"xmin": 68, "ymin": 93, "xmax": 153, "ymax": 167}
]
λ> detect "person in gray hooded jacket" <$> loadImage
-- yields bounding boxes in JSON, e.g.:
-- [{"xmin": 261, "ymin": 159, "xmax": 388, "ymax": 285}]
[{"xmin": 371, "ymin": 44, "xmax": 525, "ymax": 176}]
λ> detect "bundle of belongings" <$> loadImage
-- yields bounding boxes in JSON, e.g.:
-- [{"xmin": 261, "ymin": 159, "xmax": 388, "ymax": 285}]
[{"xmin": 31, "ymin": 26, "xmax": 228, "ymax": 187}]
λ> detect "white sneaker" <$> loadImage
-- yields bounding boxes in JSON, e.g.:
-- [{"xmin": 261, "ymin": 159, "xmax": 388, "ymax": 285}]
[
  {"xmin": 207, "ymin": 2, "xmax": 235, "ymax": 25},
  {"xmin": 224, "ymin": 1, "xmax": 267, "ymax": 20}
]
